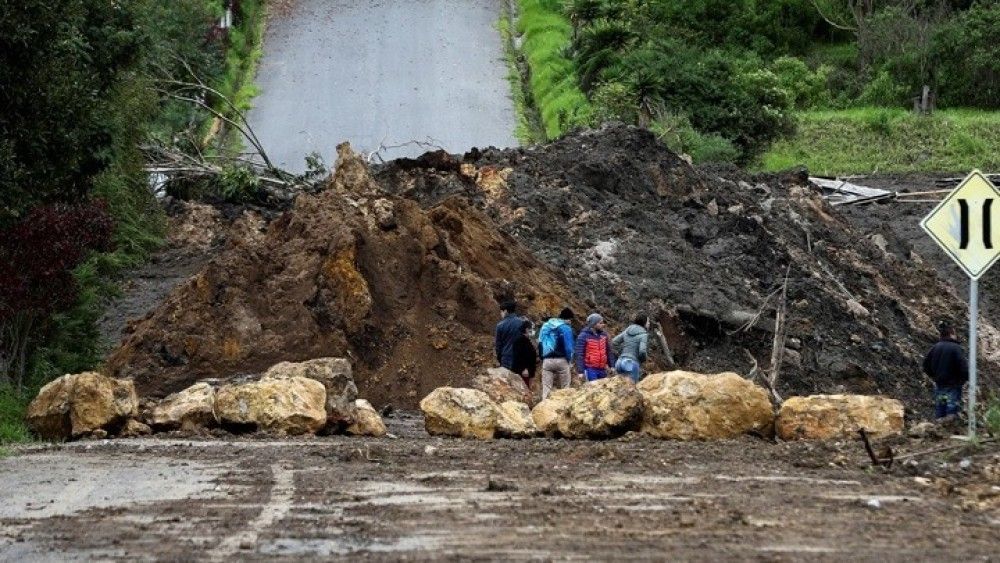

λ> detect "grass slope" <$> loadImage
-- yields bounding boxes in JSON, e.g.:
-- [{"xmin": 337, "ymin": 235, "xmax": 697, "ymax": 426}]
[{"xmin": 761, "ymin": 108, "xmax": 1000, "ymax": 175}]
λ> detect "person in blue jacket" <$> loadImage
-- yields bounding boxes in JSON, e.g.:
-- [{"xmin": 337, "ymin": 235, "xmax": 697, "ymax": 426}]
[
  {"xmin": 494, "ymin": 299, "xmax": 522, "ymax": 371},
  {"xmin": 538, "ymin": 308, "xmax": 576, "ymax": 399}
]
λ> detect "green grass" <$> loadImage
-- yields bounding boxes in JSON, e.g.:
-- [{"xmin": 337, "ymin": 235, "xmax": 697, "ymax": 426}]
[
  {"xmin": 0, "ymin": 386, "xmax": 31, "ymax": 448},
  {"xmin": 760, "ymin": 108, "xmax": 1000, "ymax": 175},
  {"xmin": 499, "ymin": 6, "xmax": 544, "ymax": 144},
  {"xmin": 515, "ymin": 0, "xmax": 592, "ymax": 139}
]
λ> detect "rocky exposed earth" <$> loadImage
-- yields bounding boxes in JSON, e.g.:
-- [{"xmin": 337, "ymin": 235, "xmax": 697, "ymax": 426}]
[{"xmin": 98, "ymin": 125, "xmax": 999, "ymax": 415}]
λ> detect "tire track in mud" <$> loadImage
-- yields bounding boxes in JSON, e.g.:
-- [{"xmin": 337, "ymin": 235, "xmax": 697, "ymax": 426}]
[{"xmin": 209, "ymin": 463, "xmax": 295, "ymax": 560}]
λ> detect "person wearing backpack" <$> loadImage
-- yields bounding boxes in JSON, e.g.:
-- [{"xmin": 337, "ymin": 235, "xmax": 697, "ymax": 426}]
[
  {"xmin": 538, "ymin": 308, "xmax": 576, "ymax": 400},
  {"xmin": 575, "ymin": 313, "xmax": 614, "ymax": 382},
  {"xmin": 612, "ymin": 314, "xmax": 649, "ymax": 382}
]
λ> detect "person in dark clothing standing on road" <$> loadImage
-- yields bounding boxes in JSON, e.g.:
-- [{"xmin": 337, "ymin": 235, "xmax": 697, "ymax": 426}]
[
  {"xmin": 495, "ymin": 299, "xmax": 522, "ymax": 372},
  {"xmin": 511, "ymin": 319, "xmax": 538, "ymax": 389},
  {"xmin": 922, "ymin": 321, "xmax": 969, "ymax": 419}
]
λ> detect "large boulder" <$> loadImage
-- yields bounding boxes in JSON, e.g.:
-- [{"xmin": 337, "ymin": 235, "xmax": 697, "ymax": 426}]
[
  {"xmin": 420, "ymin": 387, "xmax": 498, "ymax": 439},
  {"xmin": 495, "ymin": 401, "xmax": 539, "ymax": 439},
  {"xmin": 148, "ymin": 382, "xmax": 217, "ymax": 430},
  {"xmin": 263, "ymin": 358, "xmax": 358, "ymax": 429},
  {"xmin": 557, "ymin": 377, "xmax": 643, "ymax": 439},
  {"xmin": 531, "ymin": 388, "xmax": 579, "ymax": 437},
  {"xmin": 215, "ymin": 376, "xmax": 327, "ymax": 435},
  {"xmin": 473, "ymin": 368, "xmax": 533, "ymax": 406},
  {"xmin": 346, "ymin": 399, "xmax": 387, "ymax": 437},
  {"xmin": 638, "ymin": 371, "xmax": 774, "ymax": 440},
  {"xmin": 26, "ymin": 372, "xmax": 138, "ymax": 440},
  {"xmin": 777, "ymin": 394, "xmax": 905, "ymax": 440}
]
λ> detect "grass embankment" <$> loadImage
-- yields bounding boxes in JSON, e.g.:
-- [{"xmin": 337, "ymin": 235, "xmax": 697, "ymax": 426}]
[
  {"xmin": 206, "ymin": 0, "xmax": 268, "ymax": 147},
  {"xmin": 761, "ymin": 108, "xmax": 1000, "ymax": 175},
  {"xmin": 514, "ymin": 0, "xmax": 591, "ymax": 140},
  {"xmin": 499, "ymin": 4, "xmax": 544, "ymax": 144}
]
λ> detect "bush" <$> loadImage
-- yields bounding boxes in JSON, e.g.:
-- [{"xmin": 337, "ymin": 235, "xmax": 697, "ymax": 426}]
[
  {"xmin": 984, "ymin": 397, "xmax": 1000, "ymax": 438},
  {"xmin": 650, "ymin": 113, "xmax": 740, "ymax": 164},
  {"xmin": 590, "ymin": 81, "xmax": 638, "ymax": 123},
  {"xmin": 770, "ymin": 56, "xmax": 832, "ymax": 109},
  {"xmin": 857, "ymin": 70, "xmax": 910, "ymax": 107},
  {"xmin": 0, "ymin": 385, "xmax": 31, "ymax": 446},
  {"xmin": 0, "ymin": 202, "xmax": 115, "ymax": 388},
  {"xmin": 932, "ymin": 3, "xmax": 1000, "ymax": 108}
]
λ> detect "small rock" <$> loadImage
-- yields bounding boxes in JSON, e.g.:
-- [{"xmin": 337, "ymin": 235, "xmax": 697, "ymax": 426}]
[
  {"xmin": 865, "ymin": 498, "xmax": 882, "ymax": 509},
  {"xmin": 846, "ymin": 299, "xmax": 870, "ymax": 319},
  {"xmin": 727, "ymin": 204, "xmax": 745, "ymax": 215},
  {"xmin": 424, "ymin": 445, "xmax": 437, "ymax": 456},
  {"xmin": 706, "ymin": 199, "xmax": 719, "ymax": 216},
  {"xmin": 786, "ymin": 337, "xmax": 802, "ymax": 350},
  {"xmin": 959, "ymin": 458, "xmax": 972, "ymax": 470}
]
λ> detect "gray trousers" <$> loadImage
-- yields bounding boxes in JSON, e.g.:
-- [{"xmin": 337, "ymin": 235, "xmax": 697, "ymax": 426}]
[{"xmin": 541, "ymin": 358, "xmax": 572, "ymax": 400}]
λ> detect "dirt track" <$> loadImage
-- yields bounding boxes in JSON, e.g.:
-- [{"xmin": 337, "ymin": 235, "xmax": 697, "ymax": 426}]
[
  {"xmin": 248, "ymin": 0, "xmax": 517, "ymax": 172},
  {"xmin": 3, "ymin": 414, "xmax": 997, "ymax": 560}
]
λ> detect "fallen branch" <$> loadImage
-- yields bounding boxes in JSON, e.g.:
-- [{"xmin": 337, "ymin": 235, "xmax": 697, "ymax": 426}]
[
  {"xmin": 859, "ymin": 428, "xmax": 893, "ymax": 468},
  {"xmin": 765, "ymin": 266, "xmax": 791, "ymax": 404},
  {"xmin": 652, "ymin": 321, "xmax": 676, "ymax": 369}
]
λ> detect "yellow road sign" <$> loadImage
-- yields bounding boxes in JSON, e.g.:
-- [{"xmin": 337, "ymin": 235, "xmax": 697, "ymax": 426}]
[{"xmin": 920, "ymin": 170, "xmax": 1000, "ymax": 280}]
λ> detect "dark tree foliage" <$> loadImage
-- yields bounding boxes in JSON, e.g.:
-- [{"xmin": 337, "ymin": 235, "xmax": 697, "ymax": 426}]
[
  {"xmin": 0, "ymin": 0, "xmax": 144, "ymax": 224},
  {"xmin": 0, "ymin": 202, "xmax": 114, "ymax": 323}
]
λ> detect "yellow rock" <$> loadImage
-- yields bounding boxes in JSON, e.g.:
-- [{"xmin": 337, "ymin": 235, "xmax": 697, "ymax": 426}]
[
  {"xmin": 215, "ymin": 376, "xmax": 326, "ymax": 435},
  {"xmin": 495, "ymin": 401, "xmax": 539, "ymax": 439},
  {"xmin": 346, "ymin": 399, "xmax": 387, "ymax": 437},
  {"xmin": 557, "ymin": 377, "xmax": 643, "ymax": 439},
  {"xmin": 149, "ymin": 382, "xmax": 217, "ymax": 430},
  {"xmin": 638, "ymin": 371, "xmax": 774, "ymax": 440},
  {"xmin": 419, "ymin": 387, "xmax": 498, "ymax": 439},
  {"xmin": 25, "ymin": 372, "xmax": 138, "ymax": 440},
  {"xmin": 777, "ymin": 394, "xmax": 904, "ymax": 440},
  {"xmin": 531, "ymin": 388, "xmax": 578, "ymax": 437},
  {"xmin": 473, "ymin": 367, "xmax": 533, "ymax": 406},
  {"xmin": 264, "ymin": 358, "xmax": 357, "ymax": 428}
]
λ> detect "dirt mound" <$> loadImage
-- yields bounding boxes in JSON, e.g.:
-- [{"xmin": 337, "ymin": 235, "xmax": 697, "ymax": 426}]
[
  {"xmin": 106, "ymin": 144, "xmax": 585, "ymax": 405},
  {"xmin": 375, "ymin": 124, "xmax": 1000, "ymax": 411}
]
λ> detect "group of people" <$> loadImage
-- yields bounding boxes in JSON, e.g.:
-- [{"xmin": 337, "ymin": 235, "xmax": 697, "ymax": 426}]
[{"xmin": 494, "ymin": 300, "xmax": 650, "ymax": 400}]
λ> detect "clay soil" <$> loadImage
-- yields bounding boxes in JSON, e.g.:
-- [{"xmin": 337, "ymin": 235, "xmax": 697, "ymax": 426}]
[{"xmin": 3, "ymin": 415, "xmax": 998, "ymax": 560}]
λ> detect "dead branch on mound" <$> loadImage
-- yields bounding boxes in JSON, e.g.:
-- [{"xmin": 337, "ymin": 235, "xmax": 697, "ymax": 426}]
[
  {"xmin": 765, "ymin": 266, "xmax": 791, "ymax": 404},
  {"xmin": 859, "ymin": 428, "xmax": 894, "ymax": 468},
  {"xmin": 365, "ymin": 137, "xmax": 447, "ymax": 164},
  {"xmin": 652, "ymin": 321, "xmax": 676, "ymax": 369}
]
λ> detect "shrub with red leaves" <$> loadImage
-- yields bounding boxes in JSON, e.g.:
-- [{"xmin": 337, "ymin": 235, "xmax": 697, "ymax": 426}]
[{"xmin": 0, "ymin": 201, "xmax": 115, "ymax": 323}]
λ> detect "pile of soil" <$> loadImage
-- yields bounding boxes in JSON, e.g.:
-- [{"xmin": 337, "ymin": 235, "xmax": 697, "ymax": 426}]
[
  {"xmin": 106, "ymin": 144, "xmax": 586, "ymax": 405},
  {"xmin": 375, "ymin": 124, "xmax": 1000, "ymax": 411},
  {"xmin": 107, "ymin": 125, "xmax": 999, "ymax": 412}
]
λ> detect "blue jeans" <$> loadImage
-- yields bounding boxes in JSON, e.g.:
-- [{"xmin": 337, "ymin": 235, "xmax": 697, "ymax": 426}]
[
  {"xmin": 584, "ymin": 368, "xmax": 607, "ymax": 381},
  {"xmin": 934, "ymin": 385, "xmax": 962, "ymax": 418},
  {"xmin": 615, "ymin": 357, "xmax": 641, "ymax": 382}
]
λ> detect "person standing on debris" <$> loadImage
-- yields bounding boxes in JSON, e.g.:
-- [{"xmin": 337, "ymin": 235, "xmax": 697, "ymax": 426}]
[
  {"xmin": 511, "ymin": 319, "xmax": 538, "ymax": 389},
  {"xmin": 612, "ymin": 314, "xmax": 650, "ymax": 382},
  {"xmin": 576, "ymin": 313, "xmax": 614, "ymax": 382},
  {"xmin": 495, "ymin": 299, "xmax": 522, "ymax": 372},
  {"xmin": 539, "ymin": 308, "xmax": 576, "ymax": 399},
  {"xmin": 922, "ymin": 321, "xmax": 969, "ymax": 420}
]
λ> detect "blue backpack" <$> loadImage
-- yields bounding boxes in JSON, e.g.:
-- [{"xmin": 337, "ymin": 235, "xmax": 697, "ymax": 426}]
[{"xmin": 539, "ymin": 320, "xmax": 562, "ymax": 357}]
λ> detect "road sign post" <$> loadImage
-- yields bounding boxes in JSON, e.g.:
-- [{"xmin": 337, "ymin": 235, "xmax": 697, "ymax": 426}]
[{"xmin": 920, "ymin": 170, "xmax": 1000, "ymax": 438}]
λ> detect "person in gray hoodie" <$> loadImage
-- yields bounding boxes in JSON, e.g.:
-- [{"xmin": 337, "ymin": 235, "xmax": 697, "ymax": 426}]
[{"xmin": 612, "ymin": 314, "xmax": 650, "ymax": 382}]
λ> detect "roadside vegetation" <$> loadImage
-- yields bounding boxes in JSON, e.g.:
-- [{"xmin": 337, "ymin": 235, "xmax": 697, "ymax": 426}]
[
  {"xmin": 510, "ymin": 0, "xmax": 1000, "ymax": 169},
  {"xmin": 761, "ymin": 108, "xmax": 1000, "ymax": 175},
  {"xmin": 0, "ymin": 0, "xmax": 269, "ymax": 444}
]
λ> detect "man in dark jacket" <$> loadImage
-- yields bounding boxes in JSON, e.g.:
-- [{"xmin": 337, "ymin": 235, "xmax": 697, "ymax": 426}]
[
  {"xmin": 494, "ymin": 299, "xmax": 522, "ymax": 371},
  {"xmin": 922, "ymin": 322, "xmax": 969, "ymax": 419}
]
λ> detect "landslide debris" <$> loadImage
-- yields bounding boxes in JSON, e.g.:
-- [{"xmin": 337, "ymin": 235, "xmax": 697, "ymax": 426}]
[
  {"xmin": 375, "ymin": 124, "xmax": 1000, "ymax": 410},
  {"xmin": 105, "ymin": 125, "xmax": 998, "ymax": 412},
  {"xmin": 106, "ymin": 144, "xmax": 585, "ymax": 405}
]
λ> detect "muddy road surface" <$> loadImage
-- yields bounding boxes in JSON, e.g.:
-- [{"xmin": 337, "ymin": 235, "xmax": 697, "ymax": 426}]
[
  {"xmin": 2, "ymin": 414, "xmax": 997, "ymax": 560},
  {"xmin": 248, "ymin": 0, "xmax": 517, "ymax": 172}
]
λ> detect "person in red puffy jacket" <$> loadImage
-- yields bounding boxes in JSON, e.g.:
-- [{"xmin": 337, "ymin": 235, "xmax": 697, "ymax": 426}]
[{"xmin": 575, "ymin": 313, "xmax": 614, "ymax": 381}]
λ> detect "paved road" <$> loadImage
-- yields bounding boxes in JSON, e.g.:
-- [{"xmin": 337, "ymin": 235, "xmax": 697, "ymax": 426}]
[{"xmin": 248, "ymin": 0, "xmax": 517, "ymax": 172}]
